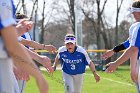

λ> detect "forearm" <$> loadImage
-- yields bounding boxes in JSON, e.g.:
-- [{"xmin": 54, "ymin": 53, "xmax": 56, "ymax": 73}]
[
  {"xmin": 89, "ymin": 61, "xmax": 97, "ymax": 74},
  {"xmin": 53, "ymin": 56, "xmax": 59, "ymax": 67},
  {"xmin": 112, "ymin": 43, "xmax": 126, "ymax": 53},
  {"xmin": 115, "ymin": 46, "xmax": 137, "ymax": 66},
  {"xmin": 20, "ymin": 40, "xmax": 44, "ymax": 50},
  {"xmin": 2, "ymin": 26, "xmax": 37, "ymax": 69},
  {"xmin": 28, "ymin": 40, "xmax": 44, "ymax": 50},
  {"xmin": 26, "ymin": 47, "xmax": 41, "ymax": 62},
  {"xmin": 130, "ymin": 48, "xmax": 138, "ymax": 70}
]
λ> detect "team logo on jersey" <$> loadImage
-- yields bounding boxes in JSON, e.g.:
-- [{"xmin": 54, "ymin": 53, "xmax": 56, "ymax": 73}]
[
  {"xmin": 77, "ymin": 55, "xmax": 81, "ymax": 57},
  {"xmin": 62, "ymin": 54, "xmax": 67, "ymax": 58},
  {"xmin": 2, "ymin": 2, "xmax": 12, "ymax": 11}
]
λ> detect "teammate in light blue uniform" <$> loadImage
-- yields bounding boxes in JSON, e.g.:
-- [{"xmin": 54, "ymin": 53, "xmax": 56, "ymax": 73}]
[
  {"xmin": 102, "ymin": 1, "xmax": 140, "ymax": 93},
  {"xmin": 0, "ymin": 0, "xmax": 20, "ymax": 93},
  {"xmin": 18, "ymin": 32, "xmax": 32, "ymax": 93},
  {"xmin": 53, "ymin": 34, "xmax": 100, "ymax": 93},
  {"xmin": 16, "ymin": 13, "xmax": 55, "ymax": 93}
]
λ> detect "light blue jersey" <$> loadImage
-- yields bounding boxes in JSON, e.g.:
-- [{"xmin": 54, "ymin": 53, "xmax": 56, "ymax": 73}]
[
  {"xmin": 0, "ymin": 0, "xmax": 19, "ymax": 93},
  {"xmin": 129, "ymin": 22, "xmax": 140, "ymax": 48},
  {"xmin": 18, "ymin": 32, "xmax": 32, "ymax": 49},
  {"xmin": 58, "ymin": 46, "xmax": 91, "ymax": 75},
  {"xmin": 122, "ymin": 22, "xmax": 140, "ymax": 60},
  {"xmin": 0, "ymin": 0, "xmax": 16, "ymax": 58},
  {"xmin": 129, "ymin": 22, "xmax": 140, "ymax": 93},
  {"xmin": 18, "ymin": 32, "xmax": 32, "ymax": 93},
  {"xmin": 116, "ymin": 22, "xmax": 140, "ymax": 59},
  {"xmin": 0, "ymin": 0, "xmax": 16, "ymax": 29}
]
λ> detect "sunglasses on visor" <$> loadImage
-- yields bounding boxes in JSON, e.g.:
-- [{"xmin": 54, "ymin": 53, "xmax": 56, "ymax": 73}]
[{"xmin": 65, "ymin": 37, "xmax": 75, "ymax": 40}]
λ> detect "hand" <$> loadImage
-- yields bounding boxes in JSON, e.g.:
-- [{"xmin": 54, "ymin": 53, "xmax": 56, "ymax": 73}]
[
  {"xmin": 16, "ymin": 19, "xmax": 33, "ymax": 35},
  {"xmin": 93, "ymin": 73, "xmax": 100, "ymax": 82},
  {"xmin": 105, "ymin": 62, "xmax": 118, "ymax": 73},
  {"xmin": 44, "ymin": 45, "xmax": 57, "ymax": 54},
  {"xmin": 39, "ymin": 55, "xmax": 53, "ymax": 74},
  {"xmin": 13, "ymin": 66, "xmax": 23, "ymax": 80},
  {"xmin": 101, "ymin": 50, "xmax": 114, "ymax": 60},
  {"xmin": 13, "ymin": 66, "xmax": 30, "ymax": 81}
]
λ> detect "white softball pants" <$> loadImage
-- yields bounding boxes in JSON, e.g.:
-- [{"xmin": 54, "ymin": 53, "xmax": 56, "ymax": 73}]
[
  {"xmin": 137, "ymin": 60, "xmax": 140, "ymax": 93},
  {"xmin": 62, "ymin": 71, "xmax": 83, "ymax": 93},
  {"xmin": 0, "ymin": 58, "xmax": 19, "ymax": 93}
]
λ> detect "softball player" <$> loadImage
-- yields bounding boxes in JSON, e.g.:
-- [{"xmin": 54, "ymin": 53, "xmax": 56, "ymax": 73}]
[
  {"xmin": 104, "ymin": 1, "xmax": 140, "ymax": 93},
  {"xmin": 17, "ymin": 33, "xmax": 31, "ymax": 93},
  {"xmin": 53, "ymin": 34, "xmax": 100, "ymax": 93},
  {"xmin": 0, "ymin": 0, "xmax": 20, "ymax": 93},
  {"xmin": 16, "ymin": 14, "xmax": 36, "ymax": 92},
  {"xmin": 16, "ymin": 13, "xmax": 55, "ymax": 93}
]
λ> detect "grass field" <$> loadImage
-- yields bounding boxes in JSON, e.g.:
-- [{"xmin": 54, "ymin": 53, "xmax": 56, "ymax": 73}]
[{"xmin": 24, "ymin": 66, "xmax": 136, "ymax": 93}]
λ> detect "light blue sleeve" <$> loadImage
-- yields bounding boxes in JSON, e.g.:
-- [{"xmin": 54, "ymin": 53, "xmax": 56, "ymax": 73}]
[{"xmin": 0, "ymin": 0, "xmax": 16, "ymax": 30}]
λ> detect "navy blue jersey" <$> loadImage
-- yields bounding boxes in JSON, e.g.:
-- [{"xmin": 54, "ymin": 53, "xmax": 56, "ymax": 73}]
[
  {"xmin": 58, "ymin": 46, "xmax": 91, "ymax": 75},
  {"xmin": 0, "ymin": 0, "xmax": 16, "ymax": 58},
  {"xmin": 122, "ymin": 40, "xmax": 129, "ymax": 48}
]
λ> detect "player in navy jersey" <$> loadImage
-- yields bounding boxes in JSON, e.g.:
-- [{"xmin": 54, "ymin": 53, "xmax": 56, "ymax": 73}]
[
  {"xmin": 103, "ymin": 1, "xmax": 140, "ymax": 93},
  {"xmin": 53, "ymin": 34, "xmax": 100, "ymax": 93}
]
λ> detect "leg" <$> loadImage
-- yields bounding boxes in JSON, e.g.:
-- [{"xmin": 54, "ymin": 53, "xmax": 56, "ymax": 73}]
[
  {"xmin": 18, "ymin": 80, "xmax": 25, "ymax": 93},
  {"xmin": 137, "ymin": 60, "xmax": 140, "ymax": 93},
  {"xmin": 73, "ymin": 74, "xmax": 83, "ymax": 93},
  {"xmin": 62, "ymin": 71, "xmax": 74, "ymax": 93},
  {"xmin": 14, "ymin": 75, "xmax": 20, "ymax": 93},
  {"xmin": 0, "ymin": 58, "xmax": 19, "ymax": 93}
]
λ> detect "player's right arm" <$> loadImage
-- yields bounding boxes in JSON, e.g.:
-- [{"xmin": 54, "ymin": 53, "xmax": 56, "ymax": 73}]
[
  {"xmin": 52, "ymin": 55, "xmax": 60, "ymax": 71},
  {"xmin": 102, "ymin": 40, "xmax": 129, "ymax": 60},
  {"xmin": 89, "ymin": 61, "xmax": 100, "ymax": 82}
]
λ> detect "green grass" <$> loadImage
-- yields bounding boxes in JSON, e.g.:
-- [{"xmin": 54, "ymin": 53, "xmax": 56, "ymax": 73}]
[{"xmin": 24, "ymin": 66, "xmax": 136, "ymax": 93}]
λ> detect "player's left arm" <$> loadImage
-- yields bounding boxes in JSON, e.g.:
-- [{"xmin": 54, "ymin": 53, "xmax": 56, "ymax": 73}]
[
  {"xmin": 89, "ymin": 61, "xmax": 100, "ymax": 82},
  {"xmin": 82, "ymin": 47, "xmax": 100, "ymax": 82}
]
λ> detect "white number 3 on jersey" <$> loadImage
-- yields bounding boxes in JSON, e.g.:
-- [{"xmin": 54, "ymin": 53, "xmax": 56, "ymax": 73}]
[{"xmin": 70, "ymin": 64, "xmax": 75, "ymax": 70}]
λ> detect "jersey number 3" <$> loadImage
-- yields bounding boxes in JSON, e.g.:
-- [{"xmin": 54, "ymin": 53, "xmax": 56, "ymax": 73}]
[{"xmin": 70, "ymin": 64, "xmax": 75, "ymax": 70}]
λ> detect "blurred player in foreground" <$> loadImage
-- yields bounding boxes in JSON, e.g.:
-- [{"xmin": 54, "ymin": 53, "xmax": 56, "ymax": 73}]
[{"xmin": 102, "ymin": 1, "xmax": 140, "ymax": 92}]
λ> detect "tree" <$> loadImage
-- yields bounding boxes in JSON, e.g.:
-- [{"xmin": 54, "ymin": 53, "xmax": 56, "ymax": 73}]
[
  {"xmin": 40, "ymin": 0, "xmax": 46, "ymax": 43},
  {"xmin": 81, "ymin": 0, "xmax": 108, "ymax": 49},
  {"xmin": 115, "ymin": 0, "xmax": 124, "ymax": 45}
]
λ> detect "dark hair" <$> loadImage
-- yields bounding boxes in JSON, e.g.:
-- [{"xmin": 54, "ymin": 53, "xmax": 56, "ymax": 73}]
[
  {"xmin": 15, "ymin": 13, "xmax": 28, "ymax": 19},
  {"xmin": 132, "ymin": 1, "xmax": 140, "ymax": 8}
]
